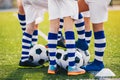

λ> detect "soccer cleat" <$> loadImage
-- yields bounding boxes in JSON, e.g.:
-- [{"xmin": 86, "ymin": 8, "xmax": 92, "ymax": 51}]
[
  {"xmin": 82, "ymin": 61, "xmax": 104, "ymax": 71},
  {"xmin": 48, "ymin": 65, "xmax": 57, "ymax": 74},
  {"xmin": 57, "ymin": 37, "xmax": 66, "ymax": 48},
  {"xmin": 19, "ymin": 60, "xmax": 39, "ymax": 67},
  {"xmin": 75, "ymin": 39, "xmax": 88, "ymax": 51},
  {"xmin": 68, "ymin": 66, "xmax": 86, "ymax": 76}
]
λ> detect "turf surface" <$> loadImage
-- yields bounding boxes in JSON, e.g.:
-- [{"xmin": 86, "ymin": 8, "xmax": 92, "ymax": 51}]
[{"xmin": 0, "ymin": 11, "xmax": 120, "ymax": 80}]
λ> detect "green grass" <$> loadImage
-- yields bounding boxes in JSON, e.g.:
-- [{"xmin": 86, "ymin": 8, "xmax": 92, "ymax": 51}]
[{"xmin": 0, "ymin": 11, "xmax": 120, "ymax": 80}]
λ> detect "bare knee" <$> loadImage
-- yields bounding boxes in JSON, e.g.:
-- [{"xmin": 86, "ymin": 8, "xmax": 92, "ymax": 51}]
[{"xmin": 26, "ymin": 22, "xmax": 36, "ymax": 34}]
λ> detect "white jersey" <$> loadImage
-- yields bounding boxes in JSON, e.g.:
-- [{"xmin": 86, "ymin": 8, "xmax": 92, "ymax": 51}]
[{"xmin": 22, "ymin": 0, "xmax": 48, "ymax": 24}]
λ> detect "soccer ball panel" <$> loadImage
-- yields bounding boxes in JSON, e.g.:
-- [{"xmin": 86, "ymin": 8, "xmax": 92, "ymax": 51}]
[
  {"xmin": 76, "ymin": 48, "xmax": 90, "ymax": 66},
  {"xmin": 75, "ymin": 50, "xmax": 84, "ymax": 67},
  {"xmin": 56, "ymin": 49, "xmax": 65, "ymax": 67},
  {"xmin": 29, "ymin": 44, "xmax": 48, "ymax": 65}
]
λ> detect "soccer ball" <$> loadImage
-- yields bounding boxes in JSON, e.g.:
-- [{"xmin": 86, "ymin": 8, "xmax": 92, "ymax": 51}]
[
  {"xmin": 76, "ymin": 48, "xmax": 90, "ymax": 66},
  {"xmin": 75, "ymin": 50, "xmax": 84, "ymax": 67},
  {"xmin": 60, "ymin": 52, "xmax": 68, "ymax": 70},
  {"xmin": 59, "ymin": 49, "xmax": 84, "ymax": 70},
  {"xmin": 29, "ymin": 44, "xmax": 49, "ymax": 65},
  {"xmin": 56, "ymin": 49, "xmax": 65, "ymax": 67}
]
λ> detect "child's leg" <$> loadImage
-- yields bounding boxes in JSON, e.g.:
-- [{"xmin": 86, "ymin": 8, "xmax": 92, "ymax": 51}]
[
  {"xmin": 48, "ymin": 19, "xmax": 59, "ymax": 74},
  {"xmin": 82, "ymin": 0, "xmax": 110, "ymax": 71},
  {"xmin": 75, "ymin": 14, "xmax": 88, "ymax": 51},
  {"xmin": 84, "ymin": 17, "xmax": 92, "ymax": 46},
  {"xmin": 57, "ymin": 19, "xmax": 66, "ymax": 48},
  {"xmin": 58, "ymin": 19, "xmax": 64, "ymax": 40},
  {"xmin": 19, "ymin": 22, "xmax": 38, "ymax": 67},
  {"xmin": 84, "ymin": 23, "xmax": 105, "ymax": 71},
  {"xmin": 31, "ymin": 25, "xmax": 38, "ymax": 46},
  {"xmin": 17, "ymin": 0, "xmax": 26, "ymax": 32},
  {"xmin": 64, "ymin": 17, "xmax": 85, "ymax": 75}
]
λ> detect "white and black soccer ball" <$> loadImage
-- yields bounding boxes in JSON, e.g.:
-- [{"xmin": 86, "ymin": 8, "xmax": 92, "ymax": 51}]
[
  {"xmin": 56, "ymin": 49, "xmax": 65, "ymax": 67},
  {"xmin": 75, "ymin": 50, "xmax": 84, "ymax": 67},
  {"xmin": 29, "ymin": 44, "xmax": 49, "ymax": 65},
  {"xmin": 59, "ymin": 49, "xmax": 84, "ymax": 70},
  {"xmin": 76, "ymin": 48, "xmax": 90, "ymax": 66},
  {"xmin": 60, "ymin": 52, "xmax": 68, "ymax": 70}
]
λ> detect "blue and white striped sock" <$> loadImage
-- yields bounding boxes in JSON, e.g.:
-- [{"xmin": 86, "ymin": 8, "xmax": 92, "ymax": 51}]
[
  {"xmin": 18, "ymin": 14, "xmax": 26, "ymax": 32},
  {"xmin": 75, "ymin": 13, "xmax": 88, "ymax": 50},
  {"xmin": 94, "ymin": 31, "xmax": 106, "ymax": 63},
  {"xmin": 32, "ymin": 30, "xmax": 38, "ymax": 46},
  {"xmin": 48, "ymin": 33, "xmax": 57, "ymax": 66},
  {"xmin": 58, "ymin": 19, "xmax": 64, "ymax": 40},
  {"xmin": 65, "ymin": 31, "xmax": 75, "ymax": 68},
  {"xmin": 85, "ymin": 30, "xmax": 92, "ymax": 46},
  {"xmin": 21, "ymin": 32, "xmax": 32, "ymax": 62},
  {"xmin": 75, "ymin": 14, "xmax": 85, "ymax": 40}
]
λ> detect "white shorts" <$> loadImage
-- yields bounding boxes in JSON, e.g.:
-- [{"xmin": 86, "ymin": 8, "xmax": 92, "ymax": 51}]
[
  {"xmin": 22, "ymin": 0, "xmax": 48, "ymax": 24},
  {"xmin": 82, "ymin": 11, "xmax": 90, "ymax": 17},
  {"xmin": 48, "ymin": 0, "xmax": 78, "ymax": 20},
  {"xmin": 85, "ymin": 0, "xmax": 111, "ymax": 23}
]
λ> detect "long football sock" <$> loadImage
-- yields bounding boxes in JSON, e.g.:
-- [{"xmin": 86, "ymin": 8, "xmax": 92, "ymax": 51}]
[
  {"xmin": 32, "ymin": 30, "xmax": 38, "ymax": 46},
  {"xmin": 85, "ymin": 30, "xmax": 92, "ymax": 46},
  {"xmin": 82, "ymin": 31, "xmax": 106, "ymax": 71},
  {"xmin": 58, "ymin": 19, "xmax": 64, "ymax": 40},
  {"xmin": 65, "ymin": 31, "xmax": 75, "ymax": 68},
  {"xmin": 21, "ymin": 32, "xmax": 32, "ymax": 62},
  {"xmin": 48, "ymin": 33, "xmax": 57, "ymax": 67},
  {"xmin": 75, "ymin": 14, "xmax": 88, "ymax": 51},
  {"xmin": 94, "ymin": 30, "xmax": 106, "ymax": 63},
  {"xmin": 18, "ymin": 14, "xmax": 26, "ymax": 32}
]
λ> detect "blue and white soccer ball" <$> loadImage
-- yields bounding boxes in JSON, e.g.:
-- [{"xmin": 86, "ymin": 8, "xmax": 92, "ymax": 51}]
[{"xmin": 29, "ymin": 44, "xmax": 49, "ymax": 65}]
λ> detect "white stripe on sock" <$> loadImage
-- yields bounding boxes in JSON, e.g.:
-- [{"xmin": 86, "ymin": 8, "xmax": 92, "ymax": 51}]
[
  {"xmin": 95, "ymin": 55, "xmax": 103, "ymax": 61},
  {"xmin": 85, "ymin": 37, "xmax": 91, "ymax": 41},
  {"xmin": 21, "ymin": 25, "xmax": 26, "ymax": 28},
  {"xmin": 78, "ymin": 34, "xmax": 85, "ymax": 39},
  {"xmin": 58, "ymin": 34, "xmax": 61, "ymax": 37},
  {"xmin": 68, "ymin": 57, "xmax": 75, "ymax": 62},
  {"xmin": 95, "ymin": 47, "xmax": 105, "ymax": 52},
  {"xmin": 66, "ymin": 40, "xmax": 75, "ymax": 44},
  {"xmin": 19, "ymin": 20, "xmax": 26, "ymax": 23},
  {"xmin": 21, "ymin": 58, "xmax": 29, "ymax": 62},
  {"xmin": 48, "ymin": 40, "xmax": 57, "ymax": 44},
  {"xmin": 95, "ymin": 38, "xmax": 106, "ymax": 44},
  {"xmin": 60, "ymin": 22, "xmax": 63, "ymax": 25},
  {"xmin": 50, "ymin": 56, "xmax": 56, "ymax": 61},
  {"xmin": 67, "ymin": 49, "xmax": 76, "ymax": 53},
  {"xmin": 22, "ymin": 42, "xmax": 31, "ymax": 47},
  {"xmin": 23, "ymin": 36, "xmax": 31, "ymax": 41},
  {"xmin": 22, "ymin": 55, "xmax": 29, "ymax": 57},
  {"xmin": 22, "ymin": 49, "xmax": 29, "ymax": 52},
  {"xmin": 32, "ymin": 36, "xmax": 38, "ymax": 39},
  {"xmin": 74, "ymin": 19, "xmax": 84, "ymax": 24},
  {"xmin": 48, "ymin": 48, "xmax": 57, "ymax": 53},
  {"xmin": 32, "ymin": 42, "xmax": 37, "ymax": 45}
]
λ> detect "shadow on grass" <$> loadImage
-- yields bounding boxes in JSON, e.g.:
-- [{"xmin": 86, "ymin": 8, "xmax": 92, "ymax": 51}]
[
  {"xmin": 1, "ymin": 65, "xmax": 47, "ymax": 80},
  {"xmin": 2, "ymin": 65, "xmax": 93, "ymax": 80}
]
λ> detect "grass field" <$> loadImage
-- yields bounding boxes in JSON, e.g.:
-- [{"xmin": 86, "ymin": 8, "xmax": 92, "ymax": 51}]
[{"xmin": 0, "ymin": 11, "xmax": 120, "ymax": 80}]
